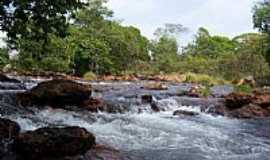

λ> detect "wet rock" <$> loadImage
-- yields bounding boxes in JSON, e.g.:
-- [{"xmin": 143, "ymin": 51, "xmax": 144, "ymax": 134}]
[
  {"xmin": 13, "ymin": 127, "xmax": 96, "ymax": 160},
  {"xmin": 173, "ymin": 110, "xmax": 199, "ymax": 116},
  {"xmin": 0, "ymin": 118, "xmax": 20, "ymax": 139},
  {"xmin": 141, "ymin": 95, "xmax": 153, "ymax": 104},
  {"xmin": 229, "ymin": 104, "xmax": 270, "ymax": 119},
  {"xmin": 37, "ymin": 145, "xmax": 132, "ymax": 160},
  {"xmin": 0, "ymin": 118, "xmax": 20, "ymax": 158},
  {"xmin": 84, "ymin": 145, "xmax": 131, "ymax": 160},
  {"xmin": 209, "ymin": 89, "xmax": 270, "ymax": 118},
  {"xmin": 0, "ymin": 74, "xmax": 20, "ymax": 83},
  {"xmin": 253, "ymin": 89, "xmax": 270, "ymax": 108},
  {"xmin": 17, "ymin": 79, "xmax": 92, "ymax": 107},
  {"xmin": 225, "ymin": 92, "xmax": 253, "ymax": 109},
  {"xmin": 80, "ymin": 98, "xmax": 104, "ymax": 112},
  {"xmin": 150, "ymin": 102, "xmax": 161, "ymax": 112},
  {"xmin": 143, "ymin": 82, "xmax": 168, "ymax": 90}
]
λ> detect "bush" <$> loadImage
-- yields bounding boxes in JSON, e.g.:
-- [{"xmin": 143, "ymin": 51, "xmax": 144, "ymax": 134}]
[
  {"xmin": 235, "ymin": 84, "xmax": 253, "ymax": 94},
  {"xmin": 83, "ymin": 71, "xmax": 97, "ymax": 81},
  {"xmin": 184, "ymin": 72, "xmax": 228, "ymax": 86}
]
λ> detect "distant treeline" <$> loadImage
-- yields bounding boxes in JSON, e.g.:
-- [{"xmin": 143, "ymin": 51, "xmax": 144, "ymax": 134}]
[{"xmin": 0, "ymin": 0, "xmax": 270, "ymax": 82}]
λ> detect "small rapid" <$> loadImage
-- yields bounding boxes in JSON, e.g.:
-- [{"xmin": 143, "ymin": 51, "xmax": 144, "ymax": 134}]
[{"xmin": 0, "ymin": 79, "xmax": 270, "ymax": 160}]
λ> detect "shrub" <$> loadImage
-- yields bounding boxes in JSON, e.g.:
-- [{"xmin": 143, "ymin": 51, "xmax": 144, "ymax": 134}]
[
  {"xmin": 235, "ymin": 84, "xmax": 253, "ymax": 94},
  {"xmin": 83, "ymin": 71, "xmax": 97, "ymax": 81},
  {"xmin": 184, "ymin": 72, "xmax": 228, "ymax": 86}
]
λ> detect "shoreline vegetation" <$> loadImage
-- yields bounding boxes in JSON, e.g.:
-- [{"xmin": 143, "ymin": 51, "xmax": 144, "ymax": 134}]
[{"xmin": 0, "ymin": 0, "xmax": 269, "ymax": 87}]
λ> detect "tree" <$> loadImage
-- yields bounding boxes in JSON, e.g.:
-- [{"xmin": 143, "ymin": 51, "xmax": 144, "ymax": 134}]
[
  {"xmin": 184, "ymin": 27, "xmax": 237, "ymax": 57},
  {"xmin": 0, "ymin": 48, "xmax": 9, "ymax": 68},
  {"xmin": 70, "ymin": 0, "xmax": 150, "ymax": 75},
  {"xmin": 253, "ymin": 0, "xmax": 270, "ymax": 64},
  {"xmin": 0, "ymin": 0, "xmax": 86, "ymax": 49},
  {"xmin": 253, "ymin": 0, "xmax": 270, "ymax": 33},
  {"xmin": 150, "ymin": 35, "xmax": 180, "ymax": 72}
]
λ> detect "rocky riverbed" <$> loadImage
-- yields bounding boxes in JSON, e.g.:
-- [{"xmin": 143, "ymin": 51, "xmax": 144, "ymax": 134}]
[{"xmin": 0, "ymin": 75, "xmax": 269, "ymax": 160}]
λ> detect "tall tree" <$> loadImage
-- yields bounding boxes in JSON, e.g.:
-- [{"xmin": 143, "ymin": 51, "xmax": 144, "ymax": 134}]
[
  {"xmin": 0, "ymin": 0, "xmax": 86, "ymax": 49},
  {"xmin": 253, "ymin": 0, "xmax": 270, "ymax": 64}
]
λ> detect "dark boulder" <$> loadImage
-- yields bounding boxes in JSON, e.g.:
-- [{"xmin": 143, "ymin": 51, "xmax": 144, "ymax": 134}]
[
  {"xmin": 17, "ymin": 79, "xmax": 92, "ymax": 107},
  {"xmin": 84, "ymin": 145, "xmax": 131, "ymax": 160},
  {"xmin": 0, "ymin": 118, "xmax": 20, "ymax": 158},
  {"xmin": 80, "ymin": 98, "xmax": 104, "ymax": 112},
  {"xmin": 13, "ymin": 127, "xmax": 96, "ymax": 160},
  {"xmin": 141, "ymin": 95, "xmax": 154, "ymax": 104},
  {"xmin": 225, "ymin": 92, "xmax": 253, "ymax": 109},
  {"xmin": 0, "ymin": 118, "xmax": 20, "ymax": 139},
  {"xmin": 0, "ymin": 74, "xmax": 20, "ymax": 83},
  {"xmin": 173, "ymin": 110, "xmax": 199, "ymax": 116},
  {"xmin": 35, "ymin": 145, "xmax": 132, "ymax": 160}
]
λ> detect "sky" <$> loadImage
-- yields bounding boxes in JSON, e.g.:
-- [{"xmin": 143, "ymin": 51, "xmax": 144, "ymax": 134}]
[{"xmin": 107, "ymin": 0, "xmax": 260, "ymax": 45}]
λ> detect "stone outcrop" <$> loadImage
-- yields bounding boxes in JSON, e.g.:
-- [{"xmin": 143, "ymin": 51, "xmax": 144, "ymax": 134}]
[
  {"xmin": 17, "ymin": 79, "xmax": 92, "ymax": 107},
  {"xmin": 13, "ymin": 127, "xmax": 96, "ymax": 160}
]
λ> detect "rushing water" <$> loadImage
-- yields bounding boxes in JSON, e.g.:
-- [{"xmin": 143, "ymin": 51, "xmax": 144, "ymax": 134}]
[{"xmin": 1, "ymin": 80, "xmax": 270, "ymax": 160}]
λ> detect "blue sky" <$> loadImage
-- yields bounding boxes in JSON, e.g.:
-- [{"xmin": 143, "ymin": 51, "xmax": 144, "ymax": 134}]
[{"xmin": 107, "ymin": 0, "xmax": 259, "ymax": 45}]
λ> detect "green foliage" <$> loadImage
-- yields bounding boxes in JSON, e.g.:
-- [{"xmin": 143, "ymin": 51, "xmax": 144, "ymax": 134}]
[
  {"xmin": 16, "ymin": 35, "xmax": 73, "ymax": 73},
  {"xmin": 184, "ymin": 72, "xmax": 228, "ymax": 86},
  {"xmin": 0, "ymin": 0, "xmax": 86, "ymax": 49},
  {"xmin": 83, "ymin": 71, "xmax": 97, "ymax": 81},
  {"xmin": 198, "ymin": 87, "xmax": 212, "ymax": 97},
  {"xmin": 0, "ymin": 48, "xmax": 9, "ymax": 68},
  {"xmin": 235, "ymin": 85, "xmax": 253, "ymax": 94},
  {"xmin": 184, "ymin": 27, "xmax": 237, "ymax": 57},
  {"xmin": 151, "ymin": 36, "xmax": 180, "ymax": 72},
  {"xmin": 253, "ymin": 1, "xmax": 270, "ymax": 64}
]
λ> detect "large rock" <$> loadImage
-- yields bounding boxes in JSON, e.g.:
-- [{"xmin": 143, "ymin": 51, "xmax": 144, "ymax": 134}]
[
  {"xmin": 0, "ymin": 74, "xmax": 20, "ymax": 83},
  {"xmin": 0, "ymin": 118, "xmax": 20, "ymax": 158},
  {"xmin": 17, "ymin": 79, "xmax": 92, "ymax": 107},
  {"xmin": 13, "ymin": 127, "xmax": 96, "ymax": 159},
  {"xmin": 0, "ymin": 118, "xmax": 20, "ymax": 139},
  {"xmin": 225, "ymin": 92, "xmax": 253, "ymax": 109},
  {"xmin": 209, "ymin": 89, "xmax": 270, "ymax": 118}
]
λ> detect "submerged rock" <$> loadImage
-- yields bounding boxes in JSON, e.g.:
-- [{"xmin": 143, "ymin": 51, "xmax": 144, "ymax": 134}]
[
  {"xmin": 14, "ymin": 127, "xmax": 96, "ymax": 160},
  {"xmin": 84, "ymin": 145, "xmax": 131, "ymax": 160},
  {"xmin": 173, "ymin": 110, "xmax": 199, "ymax": 116},
  {"xmin": 17, "ymin": 79, "xmax": 92, "ymax": 107},
  {"xmin": 80, "ymin": 98, "xmax": 104, "ymax": 112}
]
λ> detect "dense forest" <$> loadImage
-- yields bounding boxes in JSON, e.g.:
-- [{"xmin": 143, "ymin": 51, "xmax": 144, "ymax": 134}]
[{"xmin": 0, "ymin": 0, "xmax": 270, "ymax": 85}]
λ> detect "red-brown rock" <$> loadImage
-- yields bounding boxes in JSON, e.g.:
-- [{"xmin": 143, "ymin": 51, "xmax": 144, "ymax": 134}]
[
  {"xmin": 17, "ymin": 79, "xmax": 91, "ymax": 107},
  {"xmin": 225, "ymin": 92, "xmax": 253, "ymax": 109},
  {"xmin": 80, "ymin": 98, "xmax": 104, "ymax": 112},
  {"xmin": 13, "ymin": 127, "xmax": 96, "ymax": 160}
]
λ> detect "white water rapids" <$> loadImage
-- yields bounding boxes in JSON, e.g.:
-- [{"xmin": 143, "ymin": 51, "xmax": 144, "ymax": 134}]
[{"xmin": 0, "ymin": 80, "xmax": 270, "ymax": 160}]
